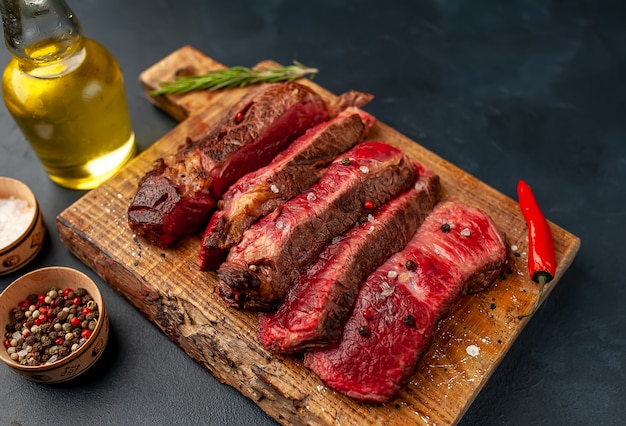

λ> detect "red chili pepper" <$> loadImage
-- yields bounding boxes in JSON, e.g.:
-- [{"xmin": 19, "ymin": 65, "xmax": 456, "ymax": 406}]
[{"xmin": 517, "ymin": 180, "xmax": 557, "ymax": 317}]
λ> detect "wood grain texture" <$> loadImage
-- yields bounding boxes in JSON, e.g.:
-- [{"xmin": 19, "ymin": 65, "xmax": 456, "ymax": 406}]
[{"xmin": 56, "ymin": 46, "xmax": 580, "ymax": 426}]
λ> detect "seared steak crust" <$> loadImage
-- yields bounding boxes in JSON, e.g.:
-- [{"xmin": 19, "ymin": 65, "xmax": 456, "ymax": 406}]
[
  {"xmin": 127, "ymin": 82, "xmax": 330, "ymax": 247},
  {"xmin": 304, "ymin": 201, "xmax": 507, "ymax": 403},
  {"xmin": 199, "ymin": 107, "xmax": 376, "ymax": 271},
  {"xmin": 257, "ymin": 165, "xmax": 440, "ymax": 353},
  {"xmin": 217, "ymin": 142, "xmax": 418, "ymax": 311}
]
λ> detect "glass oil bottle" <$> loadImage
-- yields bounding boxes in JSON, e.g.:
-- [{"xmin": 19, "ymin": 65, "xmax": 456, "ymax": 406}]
[{"xmin": 0, "ymin": 0, "xmax": 136, "ymax": 190}]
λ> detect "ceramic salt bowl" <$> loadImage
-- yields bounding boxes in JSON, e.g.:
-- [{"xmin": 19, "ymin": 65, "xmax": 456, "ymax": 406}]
[
  {"xmin": 0, "ymin": 177, "xmax": 45, "ymax": 276},
  {"xmin": 0, "ymin": 266, "xmax": 109, "ymax": 383}
]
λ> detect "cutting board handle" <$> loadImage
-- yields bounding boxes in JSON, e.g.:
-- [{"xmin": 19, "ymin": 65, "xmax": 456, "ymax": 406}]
[{"xmin": 139, "ymin": 45, "xmax": 231, "ymax": 122}]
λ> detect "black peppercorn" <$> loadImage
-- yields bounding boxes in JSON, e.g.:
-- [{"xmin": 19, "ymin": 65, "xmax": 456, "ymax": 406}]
[
  {"xmin": 405, "ymin": 260, "xmax": 416, "ymax": 271},
  {"xmin": 358, "ymin": 325, "xmax": 371, "ymax": 336},
  {"xmin": 440, "ymin": 223, "xmax": 451, "ymax": 233},
  {"xmin": 13, "ymin": 309, "xmax": 25, "ymax": 322},
  {"xmin": 341, "ymin": 157, "xmax": 350, "ymax": 166},
  {"xmin": 403, "ymin": 315, "xmax": 416, "ymax": 327}
]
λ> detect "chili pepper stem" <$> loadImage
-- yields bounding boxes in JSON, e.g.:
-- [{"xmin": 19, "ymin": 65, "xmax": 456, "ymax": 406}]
[{"xmin": 518, "ymin": 274, "xmax": 549, "ymax": 319}]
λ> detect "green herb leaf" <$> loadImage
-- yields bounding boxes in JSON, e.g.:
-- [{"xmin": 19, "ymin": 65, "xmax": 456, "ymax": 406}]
[{"xmin": 150, "ymin": 61, "xmax": 318, "ymax": 96}]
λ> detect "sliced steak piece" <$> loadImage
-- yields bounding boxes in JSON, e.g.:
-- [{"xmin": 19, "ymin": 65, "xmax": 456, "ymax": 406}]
[
  {"xmin": 257, "ymin": 165, "xmax": 440, "ymax": 353},
  {"xmin": 304, "ymin": 201, "xmax": 507, "ymax": 403},
  {"xmin": 199, "ymin": 107, "xmax": 376, "ymax": 271},
  {"xmin": 217, "ymin": 141, "xmax": 418, "ymax": 311},
  {"xmin": 127, "ymin": 82, "xmax": 347, "ymax": 248}
]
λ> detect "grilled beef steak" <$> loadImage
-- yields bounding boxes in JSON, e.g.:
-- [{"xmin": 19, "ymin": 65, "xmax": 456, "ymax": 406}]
[
  {"xmin": 257, "ymin": 165, "xmax": 440, "ymax": 353},
  {"xmin": 199, "ymin": 107, "xmax": 376, "ymax": 271},
  {"xmin": 217, "ymin": 141, "xmax": 418, "ymax": 311},
  {"xmin": 304, "ymin": 201, "xmax": 507, "ymax": 403},
  {"xmin": 128, "ymin": 82, "xmax": 357, "ymax": 248}
]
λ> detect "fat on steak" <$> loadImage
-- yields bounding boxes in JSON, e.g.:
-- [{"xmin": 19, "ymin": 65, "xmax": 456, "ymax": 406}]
[
  {"xmin": 199, "ymin": 106, "xmax": 376, "ymax": 271},
  {"xmin": 304, "ymin": 201, "xmax": 507, "ymax": 403},
  {"xmin": 257, "ymin": 164, "xmax": 440, "ymax": 353},
  {"xmin": 127, "ymin": 82, "xmax": 372, "ymax": 248},
  {"xmin": 217, "ymin": 141, "xmax": 418, "ymax": 311}
]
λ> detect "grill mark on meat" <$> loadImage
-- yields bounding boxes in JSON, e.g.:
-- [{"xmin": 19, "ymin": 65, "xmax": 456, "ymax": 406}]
[
  {"xmin": 257, "ymin": 166, "xmax": 440, "ymax": 354},
  {"xmin": 127, "ymin": 82, "xmax": 331, "ymax": 247},
  {"xmin": 198, "ymin": 107, "xmax": 376, "ymax": 271},
  {"xmin": 217, "ymin": 142, "xmax": 418, "ymax": 311},
  {"xmin": 303, "ymin": 201, "xmax": 507, "ymax": 403}
]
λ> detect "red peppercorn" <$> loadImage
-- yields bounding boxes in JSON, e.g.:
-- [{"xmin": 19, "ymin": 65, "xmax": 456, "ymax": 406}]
[
  {"xmin": 63, "ymin": 288, "xmax": 73, "ymax": 298},
  {"xmin": 49, "ymin": 300, "xmax": 56, "ymax": 308},
  {"xmin": 55, "ymin": 337, "xmax": 65, "ymax": 346},
  {"xmin": 33, "ymin": 318, "xmax": 41, "ymax": 326},
  {"xmin": 37, "ymin": 294, "xmax": 46, "ymax": 303},
  {"xmin": 81, "ymin": 307, "xmax": 92, "ymax": 316},
  {"xmin": 72, "ymin": 296, "xmax": 82, "ymax": 306},
  {"xmin": 363, "ymin": 310, "xmax": 372, "ymax": 320},
  {"xmin": 3, "ymin": 339, "xmax": 10, "ymax": 349},
  {"xmin": 81, "ymin": 329, "xmax": 92, "ymax": 339},
  {"xmin": 70, "ymin": 317, "xmax": 80, "ymax": 327},
  {"xmin": 364, "ymin": 200, "xmax": 374, "ymax": 210},
  {"xmin": 22, "ymin": 331, "xmax": 30, "ymax": 339},
  {"xmin": 234, "ymin": 111, "xmax": 244, "ymax": 123}
]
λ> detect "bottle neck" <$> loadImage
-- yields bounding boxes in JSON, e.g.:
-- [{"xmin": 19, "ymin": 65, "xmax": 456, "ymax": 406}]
[{"xmin": 0, "ymin": 0, "xmax": 84, "ymax": 72}]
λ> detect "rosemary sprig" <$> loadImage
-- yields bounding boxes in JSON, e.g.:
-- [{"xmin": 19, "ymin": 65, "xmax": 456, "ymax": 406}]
[{"xmin": 150, "ymin": 61, "xmax": 318, "ymax": 96}]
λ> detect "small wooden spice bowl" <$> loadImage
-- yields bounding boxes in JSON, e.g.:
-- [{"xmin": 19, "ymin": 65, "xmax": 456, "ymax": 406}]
[
  {"xmin": 0, "ymin": 177, "xmax": 46, "ymax": 276},
  {"xmin": 0, "ymin": 266, "xmax": 109, "ymax": 383}
]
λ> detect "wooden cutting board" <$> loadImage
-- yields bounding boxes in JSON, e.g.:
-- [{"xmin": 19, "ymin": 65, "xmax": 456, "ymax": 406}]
[{"xmin": 56, "ymin": 46, "xmax": 580, "ymax": 426}]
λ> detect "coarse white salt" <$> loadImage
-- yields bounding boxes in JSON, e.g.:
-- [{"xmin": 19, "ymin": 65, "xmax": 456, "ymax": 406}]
[
  {"xmin": 331, "ymin": 235, "xmax": 343, "ymax": 244},
  {"xmin": 270, "ymin": 184, "xmax": 279, "ymax": 194},
  {"xmin": 460, "ymin": 228, "xmax": 471, "ymax": 237},
  {"xmin": 0, "ymin": 196, "xmax": 35, "ymax": 249},
  {"xmin": 380, "ymin": 281, "xmax": 394, "ymax": 297},
  {"xmin": 306, "ymin": 192, "xmax": 316, "ymax": 202},
  {"xmin": 367, "ymin": 214, "xmax": 375, "ymax": 222},
  {"xmin": 387, "ymin": 270, "xmax": 398, "ymax": 279},
  {"xmin": 466, "ymin": 344, "xmax": 480, "ymax": 357},
  {"xmin": 359, "ymin": 165, "xmax": 369, "ymax": 173},
  {"xmin": 511, "ymin": 244, "xmax": 518, "ymax": 251}
]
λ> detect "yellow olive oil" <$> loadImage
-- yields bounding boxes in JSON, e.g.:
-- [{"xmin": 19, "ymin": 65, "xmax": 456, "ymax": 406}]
[{"xmin": 2, "ymin": 37, "xmax": 135, "ymax": 190}]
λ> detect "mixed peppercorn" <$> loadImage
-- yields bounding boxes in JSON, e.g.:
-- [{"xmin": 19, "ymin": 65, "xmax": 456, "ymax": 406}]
[{"xmin": 4, "ymin": 286, "xmax": 99, "ymax": 366}]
